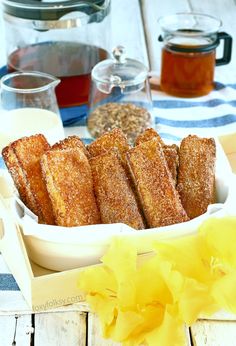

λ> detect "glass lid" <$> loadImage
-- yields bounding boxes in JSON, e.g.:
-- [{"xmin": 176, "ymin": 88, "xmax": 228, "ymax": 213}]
[
  {"xmin": 92, "ymin": 46, "xmax": 148, "ymax": 94},
  {"xmin": 158, "ymin": 13, "xmax": 222, "ymax": 53},
  {"xmin": 158, "ymin": 13, "xmax": 222, "ymax": 36}
]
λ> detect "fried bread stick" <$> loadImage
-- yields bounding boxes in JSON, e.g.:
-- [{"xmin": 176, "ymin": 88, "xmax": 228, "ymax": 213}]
[
  {"xmin": 2, "ymin": 134, "xmax": 55, "ymax": 224},
  {"xmin": 177, "ymin": 135, "xmax": 216, "ymax": 219},
  {"xmin": 87, "ymin": 128, "xmax": 130, "ymax": 164},
  {"xmin": 135, "ymin": 128, "xmax": 179, "ymax": 184},
  {"xmin": 51, "ymin": 135, "xmax": 89, "ymax": 158},
  {"xmin": 90, "ymin": 150, "xmax": 145, "ymax": 229},
  {"xmin": 163, "ymin": 144, "xmax": 179, "ymax": 185},
  {"xmin": 135, "ymin": 128, "xmax": 179, "ymax": 185},
  {"xmin": 41, "ymin": 148, "xmax": 101, "ymax": 227},
  {"xmin": 2, "ymin": 143, "xmax": 41, "ymax": 219},
  {"xmin": 135, "ymin": 128, "xmax": 164, "ymax": 146},
  {"xmin": 126, "ymin": 138, "xmax": 189, "ymax": 228},
  {"xmin": 88, "ymin": 128, "xmax": 143, "ymax": 216}
]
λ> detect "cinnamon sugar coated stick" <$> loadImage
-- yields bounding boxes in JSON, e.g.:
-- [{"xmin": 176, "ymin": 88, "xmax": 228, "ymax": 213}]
[
  {"xmin": 163, "ymin": 144, "xmax": 179, "ymax": 185},
  {"xmin": 135, "ymin": 128, "xmax": 164, "ymax": 146},
  {"xmin": 177, "ymin": 135, "xmax": 216, "ymax": 219},
  {"xmin": 126, "ymin": 138, "xmax": 189, "ymax": 228},
  {"xmin": 2, "ymin": 145, "xmax": 39, "ymax": 217},
  {"xmin": 51, "ymin": 135, "xmax": 90, "ymax": 158},
  {"xmin": 90, "ymin": 150, "xmax": 145, "ymax": 229},
  {"xmin": 87, "ymin": 128, "xmax": 130, "ymax": 163},
  {"xmin": 2, "ymin": 134, "xmax": 55, "ymax": 224},
  {"xmin": 41, "ymin": 148, "xmax": 101, "ymax": 227},
  {"xmin": 135, "ymin": 128, "xmax": 179, "ymax": 184}
]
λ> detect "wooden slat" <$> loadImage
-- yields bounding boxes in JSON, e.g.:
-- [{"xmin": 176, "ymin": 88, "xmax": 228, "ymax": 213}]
[
  {"xmin": 185, "ymin": 327, "xmax": 192, "ymax": 346},
  {"xmin": 0, "ymin": 314, "xmax": 32, "ymax": 346},
  {"xmin": 200, "ymin": 309, "xmax": 236, "ymax": 322},
  {"xmin": 188, "ymin": 0, "xmax": 236, "ymax": 83},
  {"xmin": 141, "ymin": 0, "xmax": 191, "ymax": 73},
  {"xmin": 191, "ymin": 320, "xmax": 236, "ymax": 346},
  {"xmin": 86, "ymin": 313, "xmax": 192, "ymax": 346},
  {"xmin": 87, "ymin": 312, "xmax": 120, "ymax": 346},
  {"xmin": 34, "ymin": 311, "xmax": 87, "ymax": 346},
  {"xmin": 110, "ymin": 0, "xmax": 149, "ymax": 67}
]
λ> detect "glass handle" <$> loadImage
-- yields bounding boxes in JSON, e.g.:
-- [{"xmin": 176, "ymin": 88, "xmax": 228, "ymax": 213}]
[{"xmin": 216, "ymin": 32, "xmax": 233, "ymax": 66}]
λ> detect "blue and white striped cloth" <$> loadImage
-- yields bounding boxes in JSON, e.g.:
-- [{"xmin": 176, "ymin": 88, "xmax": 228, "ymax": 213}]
[
  {"xmin": 1, "ymin": 81, "xmax": 236, "ymax": 312},
  {"xmin": 63, "ymin": 81, "xmax": 236, "ymax": 143}
]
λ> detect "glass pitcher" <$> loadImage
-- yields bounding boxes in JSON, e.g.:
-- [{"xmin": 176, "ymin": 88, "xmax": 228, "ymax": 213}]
[
  {"xmin": 158, "ymin": 13, "xmax": 232, "ymax": 97},
  {"xmin": 87, "ymin": 46, "xmax": 153, "ymax": 143},
  {"xmin": 0, "ymin": 71, "xmax": 64, "ymax": 150},
  {"xmin": 2, "ymin": 0, "xmax": 111, "ymax": 111}
]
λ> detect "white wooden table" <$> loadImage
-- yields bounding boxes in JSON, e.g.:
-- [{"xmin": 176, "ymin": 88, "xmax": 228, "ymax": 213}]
[{"xmin": 1, "ymin": 1, "xmax": 236, "ymax": 345}]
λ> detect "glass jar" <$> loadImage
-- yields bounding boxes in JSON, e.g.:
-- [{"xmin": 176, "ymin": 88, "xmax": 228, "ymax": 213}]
[
  {"xmin": 87, "ymin": 46, "xmax": 153, "ymax": 143},
  {"xmin": 2, "ymin": 0, "xmax": 111, "ymax": 111},
  {"xmin": 158, "ymin": 13, "xmax": 232, "ymax": 97},
  {"xmin": 0, "ymin": 71, "xmax": 65, "ymax": 150}
]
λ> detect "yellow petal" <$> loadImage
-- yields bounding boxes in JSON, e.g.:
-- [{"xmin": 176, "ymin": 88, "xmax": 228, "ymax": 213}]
[
  {"xmin": 145, "ymin": 309, "xmax": 186, "ymax": 346},
  {"xmin": 102, "ymin": 237, "xmax": 137, "ymax": 281},
  {"xmin": 78, "ymin": 266, "xmax": 116, "ymax": 296},
  {"xmin": 120, "ymin": 304, "xmax": 165, "ymax": 346},
  {"xmin": 157, "ymin": 260, "xmax": 184, "ymax": 304},
  {"xmin": 178, "ymin": 277, "xmax": 218, "ymax": 325},
  {"xmin": 78, "ymin": 264, "xmax": 118, "ymax": 337},
  {"xmin": 102, "ymin": 237, "xmax": 138, "ymax": 308},
  {"xmin": 113, "ymin": 310, "xmax": 144, "ymax": 341},
  {"xmin": 87, "ymin": 295, "xmax": 117, "ymax": 337},
  {"xmin": 153, "ymin": 235, "xmax": 211, "ymax": 283},
  {"xmin": 135, "ymin": 257, "xmax": 173, "ymax": 306},
  {"xmin": 117, "ymin": 280, "xmax": 137, "ymax": 309},
  {"xmin": 199, "ymin": 217, "xmax": 236, "ymax": 269},
  {"xmin": 212, "ymin": 271, "xmax": 236, "ymax": 314}
]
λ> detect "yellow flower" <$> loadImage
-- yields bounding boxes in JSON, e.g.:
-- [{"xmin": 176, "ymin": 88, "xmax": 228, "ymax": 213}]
[
  {"xmin": 78, "ymin": 217, "xmax": 236, "ymax": 345},
  {"xmin": 199, "ymin": 217, "xmax": 236, "ymax": 313}
]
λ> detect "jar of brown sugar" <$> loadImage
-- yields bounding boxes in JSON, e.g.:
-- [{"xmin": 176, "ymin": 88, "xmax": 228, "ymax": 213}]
[{"xmin": 87, "ymin": 46, "xmax": 153, "ymax": 143}]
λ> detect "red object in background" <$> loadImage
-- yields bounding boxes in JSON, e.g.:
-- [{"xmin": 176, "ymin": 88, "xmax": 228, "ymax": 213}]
[{"xmin": 7, "ymin": 41, "xmax": 108, "ymax": 108}]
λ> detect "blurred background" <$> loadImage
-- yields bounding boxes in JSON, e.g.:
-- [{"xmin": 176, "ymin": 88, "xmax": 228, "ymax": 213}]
[{"xmin": 0, "ymin": 0, "xmax": 235, "ymax": 83}]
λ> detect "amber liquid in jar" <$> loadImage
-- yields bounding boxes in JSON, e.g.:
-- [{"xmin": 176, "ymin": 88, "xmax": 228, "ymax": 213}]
[
  {"xmin": 7, "ymin": 41, "xmax": 108, "ymax": 108},
  {"xmin": 160, "ymin": 46, "xmax": 216, "ymax": 97}
]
